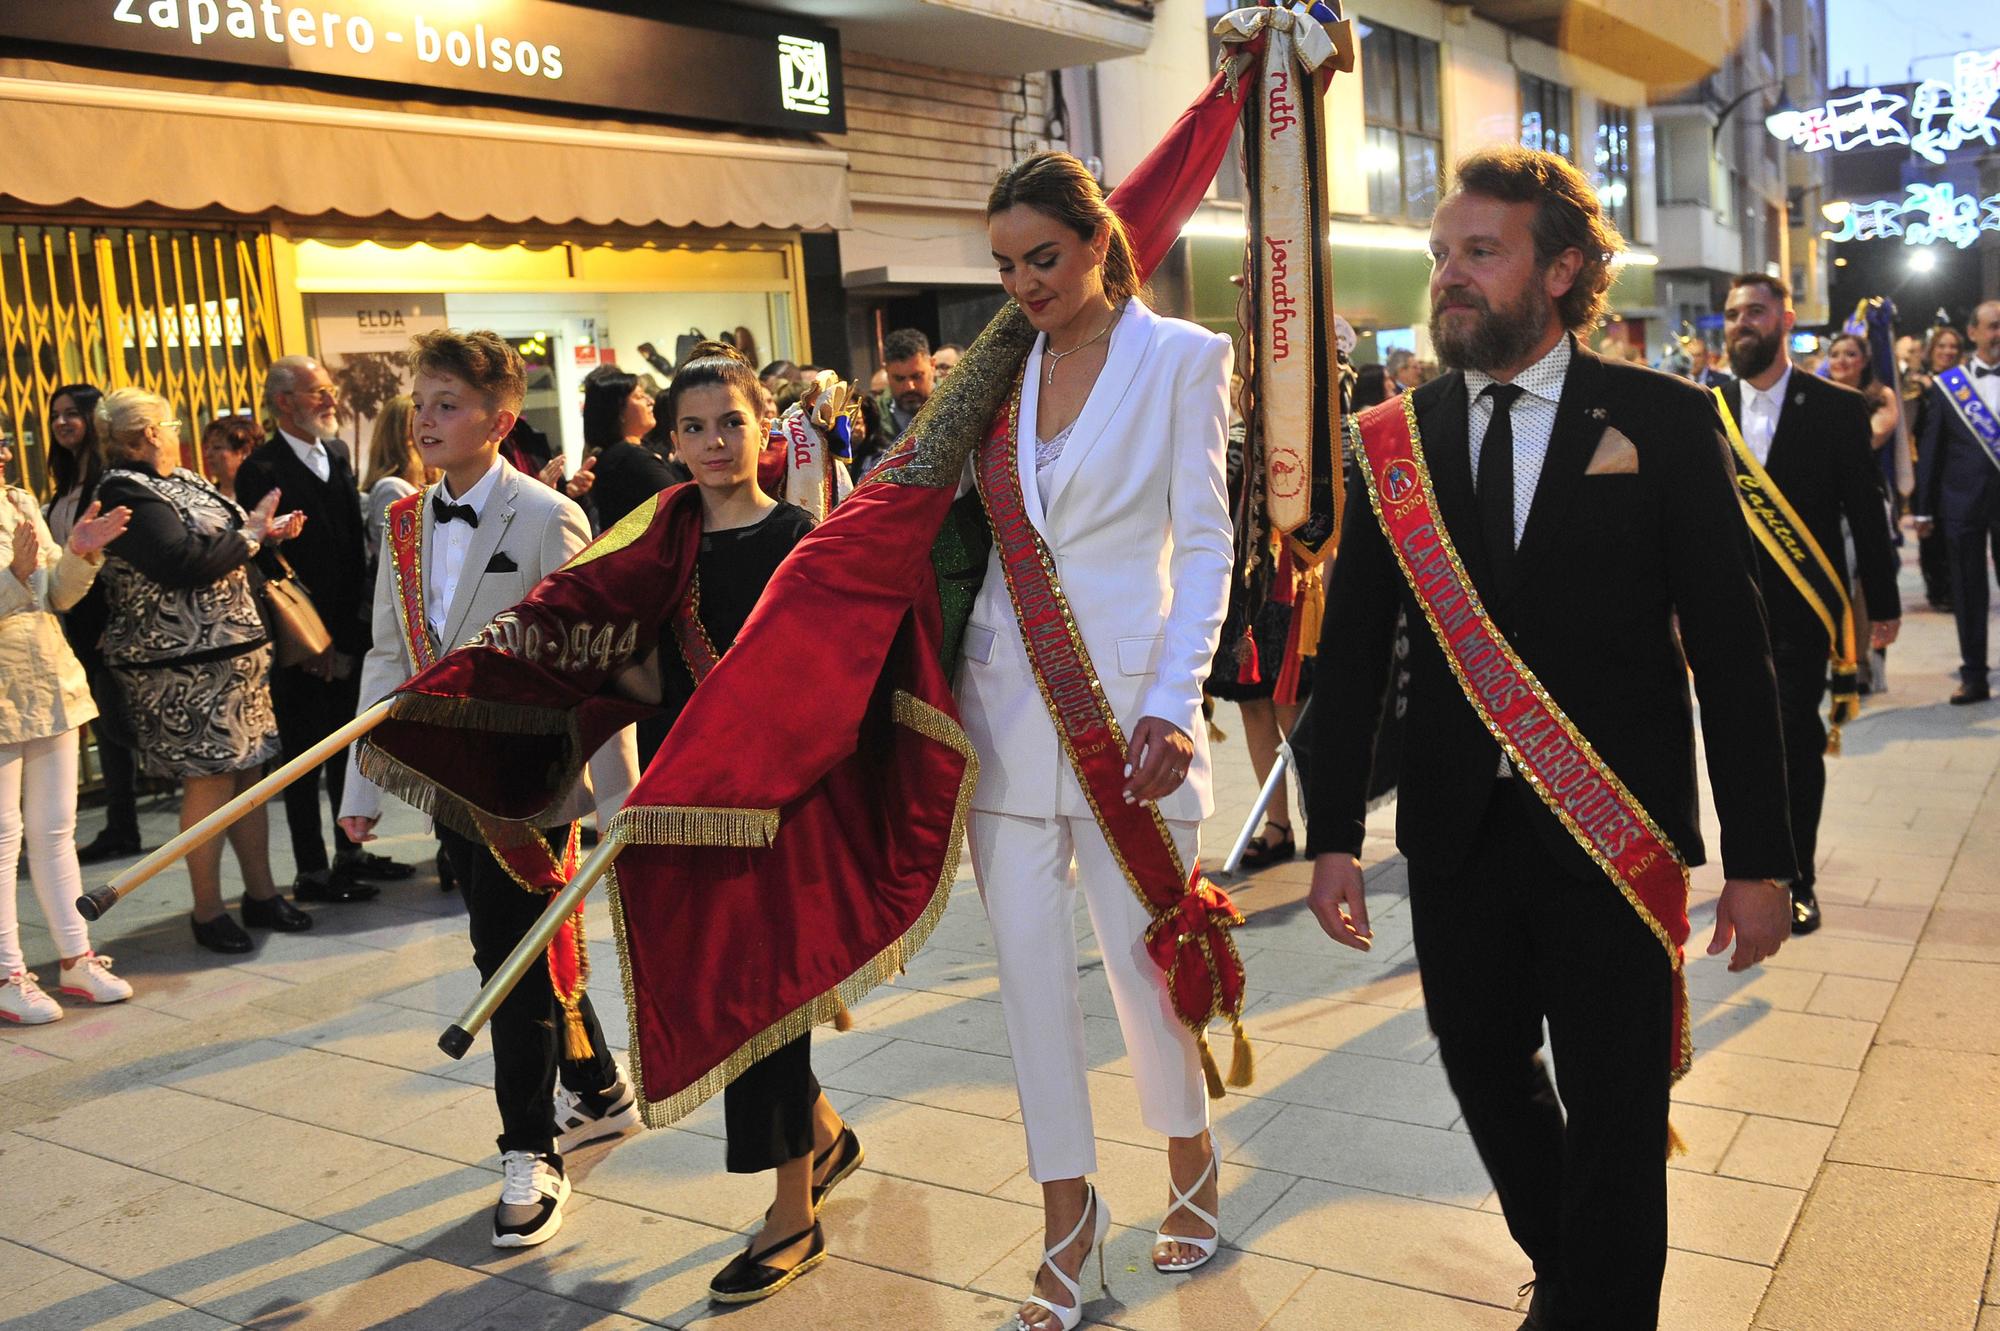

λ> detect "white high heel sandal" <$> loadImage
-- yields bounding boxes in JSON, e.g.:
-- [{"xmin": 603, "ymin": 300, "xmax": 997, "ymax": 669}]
[
  {"xmin": 1152, "ymin": 1151, "xmax": 1220, "ymax": 1273},
  {"xmin": 1015, "ymin": 1184, "xmax": 1111, "ymax": 1331}
]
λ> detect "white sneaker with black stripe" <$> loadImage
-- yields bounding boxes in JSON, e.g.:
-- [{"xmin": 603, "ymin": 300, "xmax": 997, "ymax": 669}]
[
  {"xmin": 554, "ymin": 1075, "xmax": 642, "ymax": 1155},
  {"xmin": 492, "ymin": 1150, "xmax": 569, "ymax": 1248}
]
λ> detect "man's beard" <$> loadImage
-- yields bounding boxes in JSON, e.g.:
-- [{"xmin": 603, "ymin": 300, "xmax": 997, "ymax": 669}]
[
  {"xmin": 1430, "ymin": 284, "xmax": 1552, "ymax": 374},
  {"xmin": 1728, "ymin": 327, "xmax": 1781, "ymax": 379}
]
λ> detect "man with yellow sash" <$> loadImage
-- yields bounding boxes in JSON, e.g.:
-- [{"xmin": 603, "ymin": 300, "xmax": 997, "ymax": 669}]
[
  {"xmin": 1303, "ymin": 149, "xmax": 1798, "ymax": 1331},
  {"xmin": 1718, "ymin": 273, "xmax": 1902, "ymax": 935}
]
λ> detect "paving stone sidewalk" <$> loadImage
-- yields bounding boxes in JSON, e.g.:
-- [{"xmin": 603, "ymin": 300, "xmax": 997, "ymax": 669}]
[{"xmin": 3, "ymin": 556, "xmax": 1997, "ymax": 1330}]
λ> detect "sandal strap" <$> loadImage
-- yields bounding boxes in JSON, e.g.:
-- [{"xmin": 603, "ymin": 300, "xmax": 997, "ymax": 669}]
[
  {"xmin": 1032, "ymin": 1186, "xmax": 1097, "ymax": 1305},
  {"xmin": 1163, "ymin": 1153, "xmax": 1219, "ymax": 1235},
  {"xmin": 746, "ymin": 1221, "xmax": 819, "ymax": 1267}
]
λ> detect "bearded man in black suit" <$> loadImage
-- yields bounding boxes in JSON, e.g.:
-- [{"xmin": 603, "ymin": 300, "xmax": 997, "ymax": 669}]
[{"xmin": 1304, "ymin": 148, "xmax": 1796, "ymax": 1331}]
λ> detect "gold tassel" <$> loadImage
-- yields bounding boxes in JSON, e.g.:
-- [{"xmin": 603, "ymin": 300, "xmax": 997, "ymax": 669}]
[
  {"xmin": 1199, "ymin": 1036, "xmax": 1226, "ymax": 1100},
  {"xmin": 1227, "ymin": 1019, "xmax": 1255, "ymax": 1089},
  {"xmin": 562, "ymin": 1001, "xmax": 593, "ymax": 1060},
  {"xmin": 1824, "ymin": 723, "xmax": 1843, "ymax": 757},
  {"xmin": 832, "ymin": 999, "xmax": 854, "ymax": 1032},
  {"xmin": 1293, "ymin": 565, "xmax": 1325, "ymax": 659},
  {"xmin": 1665, "ymin": 1117, "xmax": 1687, "ymax": 1160}
]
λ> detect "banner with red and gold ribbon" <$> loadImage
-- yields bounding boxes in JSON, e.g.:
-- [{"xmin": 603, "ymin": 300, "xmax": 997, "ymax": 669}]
[{"xmin": 1352, "ymin": 398, "xmax": 1695, "ymax": 1078}]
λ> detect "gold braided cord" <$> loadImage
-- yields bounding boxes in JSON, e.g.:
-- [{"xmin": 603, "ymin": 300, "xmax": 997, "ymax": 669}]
[
  {"xmin": 1355, "ymin": 399, "xmax": 1694, "ymax": 1078},
  {"xmin": 564, "ymin": 491, "xmax": 665, "ymax": 570},
  {"xmin": 606, "ymin": 690, "xmax": 977, "ymax": 1127},
  {"xmin": 610, "ymin": 805, "xmax": 780, "ymax": 849}
]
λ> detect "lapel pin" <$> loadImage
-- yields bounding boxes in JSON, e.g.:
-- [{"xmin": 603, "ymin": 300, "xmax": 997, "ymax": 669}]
[
  {"xmin": 1794, "ymin": 392, "xmax": 1805, "ymax": 405},
  {"xmin": 1589, "ymin": 407, "xmax": 1607, "ymax": 421}
]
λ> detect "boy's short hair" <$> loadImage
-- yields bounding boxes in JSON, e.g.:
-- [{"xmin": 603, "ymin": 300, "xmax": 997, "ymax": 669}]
[{"xmin": 409, "ymin": 329, "xmax": 526, "ymax": 412}]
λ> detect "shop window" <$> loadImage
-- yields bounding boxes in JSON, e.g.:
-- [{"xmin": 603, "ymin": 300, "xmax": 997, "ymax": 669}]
[
  {"xmin": 1520, "ymin": 73, "xmax": 1574, "ymax": 161},
  {"xmin": 1594, "ymin": 104, "xmax": 1636, "ymax": 238},
  {"xmin": 1360, "ymin": 21, "xmax": 1443, "ymax": 222}
]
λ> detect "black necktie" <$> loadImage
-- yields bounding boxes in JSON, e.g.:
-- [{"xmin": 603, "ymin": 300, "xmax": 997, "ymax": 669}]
[
  {"xmin": 432, "ymin": 493, "xmax": 479, "ymax": 529},
  {"xmin": 1977, "ymin": 365, "xmax": 1998, "ymax": 378},
  {"xmin": 1477, "ymin": 383, "xmax": 1525, "ymax": 579}
]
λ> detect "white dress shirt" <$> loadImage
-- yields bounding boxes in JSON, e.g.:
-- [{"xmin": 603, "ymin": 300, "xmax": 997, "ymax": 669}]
[
  {"xmin": 1465, "ymin": 335, "xmax": 1572, "ymax": 547},
  {"xmin": 1970, "ymin": 356, "xmax": 2000, "ymax": 415},
  {"xmin": 426, "ymin": 455, "xmax": 504, "ymax": 642},
  {"xmin": 278, "ymin": 427, "xmax": 332, "ymax": 483},
  {"xmin": 1737, "ymin": 363, "xmax": 1793, "ymax": 467}
]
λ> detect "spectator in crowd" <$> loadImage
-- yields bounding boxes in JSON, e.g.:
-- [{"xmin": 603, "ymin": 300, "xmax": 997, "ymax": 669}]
[
  {"xmin": 1384, "ymin": 347, "xmax": 1419, "ymax": 393},
  {"xmin": 760, "ymin": 360, "xmax": 798, "ymax": 393},
  {"xmin": 1685, "ymin": 338, "xmax": 1733, "ymax": 388},
  {"xmin": 236, "ymin": 356, "xmax": 410, "ymax": 900},
  {"xmin": 582, "ymin": 367, "xmax": 677, "ymax": 530},
  {"xmin": 360, "ymin": 396, "xmax": 431, "ymax": 566},
  {"xmin": 876, "ymin": 327, "xmax": 935, "ymax": 462},
  {"xmin": 1825, "ymin": 330, "xmax": 1904, "ymax": 693},
  {"xmin": 1916, "ymin": 302, "xmax": 2000, "ymax": 703},
  {"xmin": 0, "ymin": 430, "xmax": 135, "ymax": 1022},
  {"xmin": 1352, "ymin": 363, "xmax": 1390, "ymax": 410},
  {"xmin": 868, "ymin": 366, "xmax": 888, "ymax": 397},
  {"xmin": 200, "ymin": 414, "xmax": 260, "ymax": 500},
  {"xmin": 94, "ymin": 388, "xmax": 314, "ymax": 954},
  {"xmin": 640, "ymin": 388, "xmax": 694, "ymax": 486},
  {"xmin": 725, "ymin": 325, "xmax": 762, "ymax": 369},
  {"xmin": 41, "ymin": 383, "xmax": 143, "ymax": 864},
  {"xmin": 1912, "ymin": 326, "xmax": 1965, "ymax": 610},
  {"xmin": 1896, "ymin": 334, "xmax": 1924, "ymax": 382},
  {"xmin": 932, "ymin": 343, "xmax": 962, "ymax": 380}
]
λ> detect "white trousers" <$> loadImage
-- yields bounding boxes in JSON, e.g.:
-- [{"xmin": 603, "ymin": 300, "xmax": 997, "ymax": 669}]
[
  {"xmin": 968, "ymin": 809, "xmax": 1209, "ymax": 1182},
  {"xmin": 0, "ymin": 729, "xmax": 91, "ymax": 975}
]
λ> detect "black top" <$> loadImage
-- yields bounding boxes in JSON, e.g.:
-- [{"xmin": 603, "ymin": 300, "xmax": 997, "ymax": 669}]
[
  {"xmin": 658, "ymin": 502, "xmax": 815, "ymax": 723},
  {"xmin": 1305, "ymin": 341, "xmax": 1797, "ymax": 884},
  {"xmin": 589, "ymin": 440, "xmax": 680, "ymax": 534}
]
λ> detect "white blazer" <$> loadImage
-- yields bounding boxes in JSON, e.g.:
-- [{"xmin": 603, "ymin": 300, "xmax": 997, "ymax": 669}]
[
  {"xmin": 955, "ymin": 298, "xmax": 1234, "ymax": 824},
  {"xmin": 341, "ymin": 461, "xmax": 638, "ymax": 828}
]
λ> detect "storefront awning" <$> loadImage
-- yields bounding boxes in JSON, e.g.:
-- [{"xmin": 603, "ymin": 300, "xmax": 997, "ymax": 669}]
[{"xmin": 0, "ymin": 59, "xmax": 850, "ymax": 233}]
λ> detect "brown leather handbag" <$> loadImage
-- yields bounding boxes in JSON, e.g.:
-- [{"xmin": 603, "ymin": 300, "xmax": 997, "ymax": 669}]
[{"xmin": 259, "ymin": 550, "xmax": 332, "ymax": 667}]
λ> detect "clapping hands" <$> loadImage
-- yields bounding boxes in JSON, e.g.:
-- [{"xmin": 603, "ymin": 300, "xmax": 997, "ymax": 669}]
[
  {"xmin": 66, "ymin": 500, "xmax": 132, "ymax": 558},
  {"xmin": 246, "ymin": 488, "xmax": 306, "ymax": 544}
]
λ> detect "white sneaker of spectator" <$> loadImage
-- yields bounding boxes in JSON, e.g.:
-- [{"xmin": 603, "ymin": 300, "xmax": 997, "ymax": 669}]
[
  {"xmin": 57, "ymin": 953, "xmax": 133, "ymax": 1005},
  {"xmin": 1, "ymin": 970, "xmax": 62, "ymax": 1024}
]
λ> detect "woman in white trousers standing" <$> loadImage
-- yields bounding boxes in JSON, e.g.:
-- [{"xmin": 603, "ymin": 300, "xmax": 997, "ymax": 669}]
[{"xmin": 957, "ymin": 152, "xmax": 1234, "ymax": 1331}]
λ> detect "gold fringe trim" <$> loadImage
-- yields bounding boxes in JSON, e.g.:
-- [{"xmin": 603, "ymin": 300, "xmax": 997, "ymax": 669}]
[
  {"xmin": 610, "ymin": 804, "xmax": 780, "ymax": 848},
  {"xmin": 832, "ymin": 1000, "xmax": 854, "ymax": 1032},
  {"xmin": 608, "ymin": 688, "xmax": 978, "ymax": 1128},
  {"xmin": 384, "ymin": 690, "xmax": 581, "ymax": 739},
  {"xmin": 353, "ymin": 745, "xmax": 559, "ymax": 845},
  {"xmin": 1666, "ymin": 1117, "xmax": 1687, "ymax": 1160}
]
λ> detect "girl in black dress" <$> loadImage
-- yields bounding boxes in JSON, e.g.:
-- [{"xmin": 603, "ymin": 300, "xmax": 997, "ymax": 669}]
[{"xmin": 654, "ymin": 343, "xmax": 862, "ymax": 1304}]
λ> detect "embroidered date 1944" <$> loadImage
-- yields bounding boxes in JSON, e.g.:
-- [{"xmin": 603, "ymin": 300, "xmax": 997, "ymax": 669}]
[{"xmin": 478, "ymin": 611, "xmax": 640, "ymax": 674}]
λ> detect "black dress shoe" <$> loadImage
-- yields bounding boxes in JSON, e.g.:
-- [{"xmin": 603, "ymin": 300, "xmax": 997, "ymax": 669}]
[
  {"xmin": 1238, "ymin": 822, "xmax": 1298, "ymax": 870},
  {"xmin": 1791, "ymin": 885, "xmax": 1822, "ymax": 935},
  {"xmin": 333, "ymin": 850, "xmax": 416, "ymax": 882},
  {"xmin": 1517, "ymin": 1280, "xmax": 1547, "ymax": 1330},
  {"xmin": 77, "ymin": 830, "xmax": 143, "ymax": 865},
  {"xmin": 292, "ymin": 869, "xmax": 380, "ymax": 903},
  {"xmin": 708, "ymin": 1221, "xmax": 825, "ymax": 1303},
  {"xmin": 242, "ymin": 893, "xmax": 314, "ymax": 932},
  {"xmin": 191, "ymin": 912, "xmax": 254, "ymax": 953},
  {"xmin": 1951, "ymin": 683, "xmax": 1991, "ymax": 706}
]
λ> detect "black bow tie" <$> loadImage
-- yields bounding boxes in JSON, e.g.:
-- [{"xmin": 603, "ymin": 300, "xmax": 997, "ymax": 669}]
[
  {"xmin": 1977, "ymin": 365, "xmax": 1998, "ymax": 378},
  {"xmin": 432, "ymin": 493, "xmax": 479, "ymax": 528}
]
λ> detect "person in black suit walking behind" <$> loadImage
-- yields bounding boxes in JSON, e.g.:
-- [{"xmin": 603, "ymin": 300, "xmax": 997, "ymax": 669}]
[
  {"xmin": 234, "ymin": 356, "xmax": 411, "ymax": 899},
  {"xmin": 1915, "ymin": 301, "xmax": 2000, "ymax": 704},
  {"xmin": 1718, "ymin": 274, "xmax": 1901, "ymax": 933},
  {"xmin": 1304, "ymin": 148, "xmax": 1796, "ymax": 1331}
]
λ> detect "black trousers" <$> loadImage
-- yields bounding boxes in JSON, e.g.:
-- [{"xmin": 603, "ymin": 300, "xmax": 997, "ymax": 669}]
[
  {"xmin": 723, "ymin": 1032, "xmax": 819, "ymax": 1174},
  {"xmin": 1946, "ymin": 515, "xmax": 2000, "ymax": 686},
  {"xmin": 1919, "ymin": 525, "xmax": 1953, "ymax": 607},
  {"xmin": 83, "ymin": 663, "xmax": 141, "ymax": 842},
  {"xmin": 440, "ymin": 826, "xmax": 619, "ymax": 1156},
  {"xmin": 1408, "ymin": 782, "xmax": 1673, "ymax": 1331},
  {"xmin": 270, "ymin": 666, "xmax": 361, "ymax": 873},
  {"xmin": 1772, "ymin": 647, "xmax": 1828, "ymax": 891}
]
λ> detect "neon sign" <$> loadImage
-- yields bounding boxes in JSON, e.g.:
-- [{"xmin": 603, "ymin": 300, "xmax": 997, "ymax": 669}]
[
  {"xmin": 1767, "ymin": 46, "xmax": 1999, "ymax": 162},
  {"xmin": 1823, "ymin": 183, "xmax": 2000, "ymax": 249}
]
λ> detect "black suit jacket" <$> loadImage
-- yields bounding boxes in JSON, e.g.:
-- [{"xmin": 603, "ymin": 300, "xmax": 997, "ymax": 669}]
[
  {"xmin": 1719, "ymin": 371, "xmax": 1901, "ymax": 655},
  {"xmin": 588, "ymin": 440, "xmax": 677, "ymax": 532},
  {"xmin": 1306, "ymin": 341, "xmax": 1796, "ymax": 883},
  {"xmin": 1914, "ymin": 367, "xmax": 2000, "ymax": 530},
  {"xmin": 234, "ymin": 433, "xmax": 370, "ymax": 656}
]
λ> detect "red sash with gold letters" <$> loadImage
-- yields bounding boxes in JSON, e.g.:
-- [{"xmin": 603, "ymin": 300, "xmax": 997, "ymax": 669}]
[
  {"xmin": 384, "ymin": 492, "xmax": 594, "ymax": 1058},
  {"xmin": 975, "ymin": 376, "xmax": 1253, "ymax": 1094},
  {"xmin": 1352, "ymin": 399, "xmax": 1694, "ymax": 1079}
]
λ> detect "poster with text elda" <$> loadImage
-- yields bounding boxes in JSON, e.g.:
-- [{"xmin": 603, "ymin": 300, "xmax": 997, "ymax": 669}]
[{"xmin": 308, "ymin": 295, "xmax": 447, "ymax": 484}]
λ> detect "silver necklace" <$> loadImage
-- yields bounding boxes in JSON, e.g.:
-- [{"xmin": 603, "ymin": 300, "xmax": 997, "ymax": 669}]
[{"xmin": 1043, "ymin": 305, "xmax": 1121, "ymax": 386}]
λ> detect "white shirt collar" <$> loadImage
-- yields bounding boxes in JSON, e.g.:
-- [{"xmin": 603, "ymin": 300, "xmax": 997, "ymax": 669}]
[
  {"xmin": 1744, "ymin": 362, "xmax": 1793, "ymax": 410},
  {"xmin": 1465, "ymin": 334, "xmax": 1573, "ymax": 408},
  {"xmin": 1972, "ymin": 356, "xmax": 1999, "ymax": 374},
  {"xmin": 278, "ymin": 426, "xmax": 326, "ymax": 458},
  {"xmin": 437, "ymin": 452, "xmax": 506, "ymax": 514}
]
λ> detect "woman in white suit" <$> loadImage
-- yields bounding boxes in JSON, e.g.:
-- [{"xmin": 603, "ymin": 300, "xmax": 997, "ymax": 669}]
[{"xmin": 959, "ymin": 152, "xmax": 1234, "ymax": 1331}]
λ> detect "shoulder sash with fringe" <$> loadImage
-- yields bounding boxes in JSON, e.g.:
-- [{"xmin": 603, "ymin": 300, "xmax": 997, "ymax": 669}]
[
  {"xmin": 1352, "ymin": 396, "xmax": 1694, "ymax": 1081},
  {"xmin": 1937, "ymin": 366, "xmax": 2000, "ymax": 475},
  {"xmin": 974, "ymin": 372, "xmax": 1253, "ymax": 1096},
  {"xmin": 385, "ymin": 490, "xmax": 595, "ymax": 1058},
  {"xmin": 1711, "ymin": 388, "xmax": 1860, "ymax": 751}
]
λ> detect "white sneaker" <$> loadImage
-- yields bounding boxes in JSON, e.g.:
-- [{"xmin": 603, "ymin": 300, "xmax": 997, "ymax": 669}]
[
  {"xmin": 0, "ymin": 971, "xmax": 62, "ymax": 1025},
  {"xmin": 56, "ymin": 953, "xmax": 133, "ymax": 1005},
  {"xmin": 554, "ymin": 1071, "xmax": 642, "ymax": 1155},
  {"xmin": 492, "ymin": 1150, "xmax": 569, "ymax": 1248}
]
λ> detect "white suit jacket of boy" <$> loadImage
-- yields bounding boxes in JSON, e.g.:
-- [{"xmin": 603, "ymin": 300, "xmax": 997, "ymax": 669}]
[
  {"xmin": 955, "ymin": 298, "xmax": 1234, "ymax": 824},
  {"xmin": 341, "ymin": 460, "xmax": 639, "ymax": 828}
]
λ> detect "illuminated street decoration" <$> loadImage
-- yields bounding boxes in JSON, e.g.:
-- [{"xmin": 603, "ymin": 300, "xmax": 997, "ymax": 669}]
[
  {"xmin": 1766, "ymin": 46, "xmax": 1999, "ymax": 161},
  {"xmin": 1823, "ymin": 183, "xmax": 2000, "ymax": 249}
]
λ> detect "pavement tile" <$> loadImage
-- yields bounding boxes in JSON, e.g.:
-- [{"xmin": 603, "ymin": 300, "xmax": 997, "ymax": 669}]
[
  {"xmin": 1876, "ymin": 958, "xmax": 2000, "ymax": 1055},
  {"xmin": 1804, "ymin": 975, "xmax": 1899, "ymax": 1023},
  {"xmin": 1755, "ymin": 1163, "xmax": 1999, "ymax": 1331},
  {"xmin": 887, "ymin": 943, "xmax": 1006, "ymax": 1002},
  {"xmin": 0, "ymin": 1039, "xmax": 66, "ymax": 1086},
  {"xmin": 843, "ymin": 1096, "xmax": 1037, "ymax": 1194},
  {"xmin": 146, "ymin": 1112, "xmax": 432, "ymax": 1211},
  {"xmin": 1814, "ymin": 903, "xmax": 1932, "ymax": 945},
  {"xmin": 197, "ymin": 1231, "xmax": 523, "ymax": 1330},
  {"xmin": 0, "ymin": 1135, "xmax": 175, "ymax": 1245},
  {"xmin": 1659, "ymin": 1248, "xmax": 1770, "ymax": 1331},
  {"xmin": 1242, "ymin": 945, "xmax": 1428, "ymax": 1008},
  {"xmin": 822, "ymin": 1036, "xmax": 1023, "ymax": 1121},
  {"xmin": 0, "ymin": 998, "xmax": 189, "ymax": 1059},
  {"xmin": 1829, "ymin": 1045, "xmax": 2000, "ymax": 1181},
  {"xmin": 17, "ymin": 1082, "xmax": 261, "ymax": 1167},
  {"xmin": 1237, "ymin": 993, "xmax": 1439, "ymax": 1063},
  {"xmin": 681, "ymin": 1254, "xmax": 1020, "ymax": 1331},
  {"xmin": 563, "ymin": 1124, "xmax": 767, "ymax": 1231},
  {"xmin": 1918, "ymin": 898, "xmax": 2000, "ymax": 964},
  {"xmin": 1245, "ymin": 1041, "xmax": 1462, "ymax": 1129},
  {"xmin": 1672, "ymin": 1050, "xmax": 1860, "ymax": 1126},
  {"xmin": 127, "ymin": 964, "xmax": 297, "ymax": 1022},
  {"xmin": 378, "ymin": 1084, "xmax": 506, "ymax": 1166},
  {"xmin": 1661, "ymin": 1102, "xmax": 1745, "ymax": 1175},
  {"xmin": 1682, "ymin": 964, "xmax": 1824, "ymax": 1013},
  {"xmin": 0, "ymin": 1235, "xmax": 83, "ymax": 1296},
  {"xmin": 1686, "ymin": 1003, "xmax": 1875, "ymax": 1070},
  {"xmin": 1237, "ymin": 1178, "xmax": 1526, "ymax": 1306},
  {"xmin": 0, "ymin": 1263, "xmax": 232, "ymax": 1330},
  {"xmin": 987, "ymin": 1134, "xmax": 1298, "ymax": 1250},
  {"xmin": 1070, "ymin": 1068, "xmax": 1285, "ymax": 1159},
  {"xmin": 1231, "ymin": 1102, "xmax": 1492, "ymax": 1206},
  {"xmin": 1718, "ymin": 1116, "xmax": 1835, "ymax": 1191},
  {"xmin": 814, "ymin": 1169, "xmax": 1043, "ymax": 1287},
  {"xmin": 160, "ymin": 1038, "xmax": 486, "ymax": 1138},
  {"xmin": 1261, "ymin": 1268, "xmax": 1518, "ymax": 1330},
  {"xmin": 1758, "ymin": 934, "xmax": 1914, "ymax": 982},
  {"xmin": 1663, "ymin": 1171, "xmax": 1803, "ymax": 1265},
  {"xmin": 1865, "ymin": 875, "xmax": 1948, "ymax": 910},
  {"xmin": 307, "ymin": 1152, "xmax": 526, "ymax": 1252},
  {"xmin": 457, "ymin": 1287, "xmax": 652, "ymax": 1330}
]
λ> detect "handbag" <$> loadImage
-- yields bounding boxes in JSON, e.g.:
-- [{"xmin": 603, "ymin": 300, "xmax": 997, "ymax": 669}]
[
  {"xmin": 258, "ymin": 550, "xmax": 332, "ymax": 667},
  {"xmin": 672, "ymin": 327, "xmax": 708, "ymax": 368}
]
